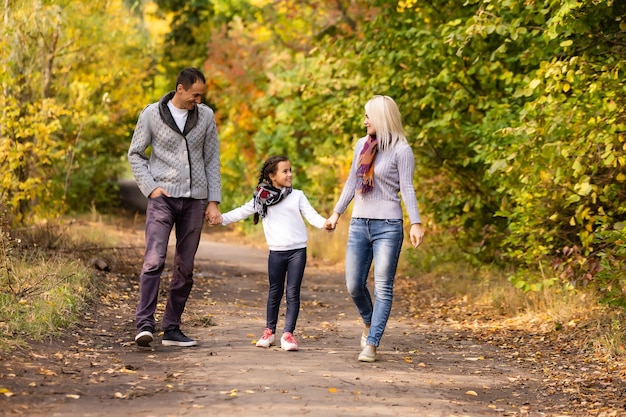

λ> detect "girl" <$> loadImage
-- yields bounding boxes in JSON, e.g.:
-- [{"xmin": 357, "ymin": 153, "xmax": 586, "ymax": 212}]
[
  {"xmin": 220, "ymin": 156, "xmax": 327, "ymax": 351},
  {"xmin": 325, "ymin": 95, "xmax": 424, "ymax": 362}
]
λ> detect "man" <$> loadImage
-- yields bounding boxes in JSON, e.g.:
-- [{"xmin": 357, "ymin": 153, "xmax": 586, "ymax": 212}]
[{"xmin": 128, "ymin": 68, "xmax": 221, "ymax": 347}]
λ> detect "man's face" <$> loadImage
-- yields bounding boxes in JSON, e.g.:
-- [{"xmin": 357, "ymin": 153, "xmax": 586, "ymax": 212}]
[{"xmin": 176, "ymin": 81, "xmax": 207, "ymax": 110}]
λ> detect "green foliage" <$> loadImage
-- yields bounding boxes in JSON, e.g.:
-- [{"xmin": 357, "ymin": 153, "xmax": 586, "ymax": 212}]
[
  {"xmin": 210, "ymin": 0, "xmax": 626, "ymax": 308},
  {"xmin": 593, "ymin": 227, "xmax": 626, "ymax": 309},
  {"xmin": 315, "ymin": 0, "xmax": 626, "ymax": 308},
  {"xmin": 0, "ymin": 0, "xmax": 155, "ymax": 224},
  {"xmin": 151, "ymin": 0, "xmax": 216, "ymax": 79},
  {"xmin": 202, "ymin": 0, "xmax": 370, "ymax": 212},
  {"xmin": 4, "ymin": 0, "xmax": 626, "ymax": 311},
  {"xmin": 472, "ymin": 0, "xmax": 626, "ymax": 287}
]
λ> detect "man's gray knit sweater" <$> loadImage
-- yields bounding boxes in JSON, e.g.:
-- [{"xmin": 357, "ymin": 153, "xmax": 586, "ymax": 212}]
[
  {"xmin": 128, "ymin": 92, "xmax": 221, "ymax": 202},
  {"xmin": 334, "ymin": 136, "xmax": 421, "ymax": 224}
]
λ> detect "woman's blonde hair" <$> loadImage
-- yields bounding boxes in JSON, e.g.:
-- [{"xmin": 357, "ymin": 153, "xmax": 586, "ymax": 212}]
[{"xmin": 364, "ymin": 95, "xmax": 407, "ymax": 151}]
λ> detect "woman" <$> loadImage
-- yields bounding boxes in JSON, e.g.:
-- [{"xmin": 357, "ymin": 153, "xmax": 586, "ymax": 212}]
[{"xmin": 325, "ymin": 95, "xmax": 424, "ymax": 362}]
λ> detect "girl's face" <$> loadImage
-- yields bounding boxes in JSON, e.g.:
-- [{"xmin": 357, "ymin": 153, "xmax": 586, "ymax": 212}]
[
  {"xmin": 364, "ymin": 114, "xmax": 376, "ymax": 136},
  {"xmin": 269, "ymin": 160, "xmax": 293, "ymax": 189}
]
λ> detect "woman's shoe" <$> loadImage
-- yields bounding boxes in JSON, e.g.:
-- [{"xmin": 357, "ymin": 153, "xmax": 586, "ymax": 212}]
[
  {"xmin": 360, "ymin": 332, "xmax": 367, "ymax": 349},
  {"xmin": 358, "ymin": 344, "xmax": 377, "ymax": 362}
]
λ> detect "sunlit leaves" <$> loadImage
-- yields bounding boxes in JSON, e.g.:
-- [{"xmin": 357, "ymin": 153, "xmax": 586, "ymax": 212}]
[
  {"xmin": 201, "ymin": 1, "xmax": 369, "ymax": 212},
  {"xmin": 0, "ymin": 0, "xmax": 154, "ymax": 223}
]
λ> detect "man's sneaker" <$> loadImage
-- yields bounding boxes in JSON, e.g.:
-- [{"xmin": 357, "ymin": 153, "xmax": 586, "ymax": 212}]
[
  {"xmin": 256, "ymin": 328, "xmax": 275, "ymax": 348},
  {"xmin": 360, "ymin": 331, "xmax": 368, "ymax": 349},
  {"xmin": 280, "ymin": 332, "xmax": 299, "ymax": 351},
  {"xmin": 162, "ymin": 327, "xmax": 197, "ymax": 347},
  {"xmin": 135, "ymin": 326, "xmax": 155, "ymax": 347}
]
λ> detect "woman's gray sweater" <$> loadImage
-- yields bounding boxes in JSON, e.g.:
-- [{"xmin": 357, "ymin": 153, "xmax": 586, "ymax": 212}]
[{"xmin": 334, "ymin": 136, "xmax": 421, "ymax": 224}]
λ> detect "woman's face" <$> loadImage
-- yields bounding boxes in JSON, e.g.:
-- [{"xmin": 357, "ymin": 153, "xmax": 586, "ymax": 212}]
[{"xmin": 364, "ymin": 114, "xmax": 376, "ymax": 136}]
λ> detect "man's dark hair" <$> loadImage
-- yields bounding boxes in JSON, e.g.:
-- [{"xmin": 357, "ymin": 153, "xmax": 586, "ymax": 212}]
[{"xmin": 176, "ymin": 68, "xmax": 206, "ymax": 90}]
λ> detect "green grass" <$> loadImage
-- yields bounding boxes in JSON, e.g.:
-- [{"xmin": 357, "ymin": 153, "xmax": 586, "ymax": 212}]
[{"xmin": 0, "ymin": 220, "xmax": 98, "ymax": 351}]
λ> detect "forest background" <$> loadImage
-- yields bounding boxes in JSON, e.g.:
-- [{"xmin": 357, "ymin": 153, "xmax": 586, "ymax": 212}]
[{"xmin": 1, "ymin": 0, "xmax": 626, "ymax": 356}]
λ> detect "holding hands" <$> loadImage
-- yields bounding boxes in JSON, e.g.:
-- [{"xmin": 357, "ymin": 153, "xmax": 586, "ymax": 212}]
[
  {"xmin": 205, "ymin": 201, "xmax": 222, "ymax": 225},
  {"xmin": 207, "ymin": 214, "xmax": 223, "ymax": 225},
  {"xmin": 324, "ymin": 212, "xmax": 341, "ymax": 232}
]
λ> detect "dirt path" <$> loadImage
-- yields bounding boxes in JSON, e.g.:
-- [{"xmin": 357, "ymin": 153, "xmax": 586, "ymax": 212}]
[{"xmin": 0, "ymin": 229, "xmax": 591, "ymax": 417}]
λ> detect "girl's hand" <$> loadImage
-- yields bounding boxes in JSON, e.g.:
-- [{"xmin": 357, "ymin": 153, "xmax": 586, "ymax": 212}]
[
  {"xmin": 205, "ymin": 202, "xmax": 222, "ymax": 225},
  {"xmin": 325, "ymin": 212, "xmax": 341, "ymax": 231}
]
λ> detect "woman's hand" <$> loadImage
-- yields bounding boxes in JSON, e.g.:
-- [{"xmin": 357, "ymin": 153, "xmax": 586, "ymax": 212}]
[
  {"xmin": 409, "ymin": 223, "xmax": 424, "ymax": 248},
  {"xmin": 325, "ymin": 212, "xmax": 341, "ymax": 231}
]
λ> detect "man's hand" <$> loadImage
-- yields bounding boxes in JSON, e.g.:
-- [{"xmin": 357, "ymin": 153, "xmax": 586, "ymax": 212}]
[
  {"xmin": 205, "ymin": 201, "xmax": 222, "ymax": 225},
  {"xmin": 148, "ymin": 187, "xmax": 170, "ymax": 198}
]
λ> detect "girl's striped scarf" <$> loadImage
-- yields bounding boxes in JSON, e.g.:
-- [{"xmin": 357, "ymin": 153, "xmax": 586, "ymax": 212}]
[{"xmin": 356, "ymin": 134, "xmax": 377, "ymax": 194}]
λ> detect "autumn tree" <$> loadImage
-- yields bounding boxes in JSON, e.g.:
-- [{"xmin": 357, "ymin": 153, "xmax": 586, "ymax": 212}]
[
  {"xmin": 336, "ymin": 0, "xmax": 626, "ymax": 301},
  {"xmin": 201, "ymin": 0, "xmax": 370, "ymax": 211},
  {"xmin": 0, "ymin": 0, "xmax": 155, "ymax": 224},
  {"xmin": 198, "ymin": 0, "xmax": 626, "ymax": 306}
]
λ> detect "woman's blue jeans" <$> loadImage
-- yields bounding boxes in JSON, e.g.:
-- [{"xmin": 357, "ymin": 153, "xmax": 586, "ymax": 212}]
[{"xmin": 345, "ymin": 218, "xmax": 404, "ymax": 347}]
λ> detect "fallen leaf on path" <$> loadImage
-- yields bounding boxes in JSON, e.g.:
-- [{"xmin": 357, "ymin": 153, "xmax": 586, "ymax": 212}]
[
  {"xmin": 465, "ymin": 390, "xmax": 478, "ymax": 396},
  {"xmin": 328, "ymin": 387, "xmax": 338, "ymax": 393},
  {"xmin": 65, "ymin": 394, "xmax": 80, "ymax": 399},
  {"xmin": 105, "ymin": 366, "xmax": 136, "ymax": 374},
  {"xmin": 38, "ymin": 368, "xmax": 57, "ymax": 376},
  {"xmin": 30, "ymin": 352, "xmax": 47, "ymax": 359},
  {"xmin": 1, "ymin": 388, "xmax": 14, "ymax": 397}
]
